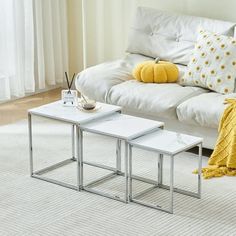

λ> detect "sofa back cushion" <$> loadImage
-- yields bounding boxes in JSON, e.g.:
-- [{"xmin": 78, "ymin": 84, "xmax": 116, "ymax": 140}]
[{"xmin": 126, "ymin": 7, "xmax": 236, "ymax": 65}]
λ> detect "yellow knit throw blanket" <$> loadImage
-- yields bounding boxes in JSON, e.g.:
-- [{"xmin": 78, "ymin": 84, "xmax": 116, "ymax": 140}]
[{"xmin": 200, "ymin": 98, "xmax": 236, "ymax": 179}]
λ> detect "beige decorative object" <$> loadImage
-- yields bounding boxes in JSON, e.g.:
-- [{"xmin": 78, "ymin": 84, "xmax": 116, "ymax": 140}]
[{"xmin": 180, "ymin": 29, "xmax": 236, "ymax": 94}]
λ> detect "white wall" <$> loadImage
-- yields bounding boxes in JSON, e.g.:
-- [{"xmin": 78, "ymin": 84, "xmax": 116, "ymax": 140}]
[{"xmin": 68, "ymin": 0, "xmax": 236, "ymax": 74}]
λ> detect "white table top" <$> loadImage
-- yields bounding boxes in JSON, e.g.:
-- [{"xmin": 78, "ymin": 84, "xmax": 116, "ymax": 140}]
[
  {"xmin": 129, "ymin": 129, "xmax": 203, "ymax": 155},
  {"xmin": 80, "ymin": 113, "xmax": 164, "ymax": 140},
  {"xmin": 29, "ymin": 100, "xmax": 121, "ymax": 125}
]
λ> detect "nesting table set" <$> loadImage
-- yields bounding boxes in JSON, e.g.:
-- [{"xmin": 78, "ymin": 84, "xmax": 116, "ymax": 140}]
[{"xmin": 28, "ymin": 100, "xmax": 203, "ymax": 214}]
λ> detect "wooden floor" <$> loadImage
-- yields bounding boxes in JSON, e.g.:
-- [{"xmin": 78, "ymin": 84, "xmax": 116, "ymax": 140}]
[{"xmin": 0, "ymin": 88, "xmax": 62, "ymax": 126}]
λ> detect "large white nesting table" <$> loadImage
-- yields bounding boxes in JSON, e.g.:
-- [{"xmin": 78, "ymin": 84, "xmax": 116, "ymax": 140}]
[
  {"xmin": 80, "ymin": 113, "xmax": 164, "ymax": 202},
  {"xmin": 129, "ymin": 129, "xmax": 203, "ymax": 214},
  {"xmin": 28, "ymin": 100, "xmax": 121, "ymax": 190}
]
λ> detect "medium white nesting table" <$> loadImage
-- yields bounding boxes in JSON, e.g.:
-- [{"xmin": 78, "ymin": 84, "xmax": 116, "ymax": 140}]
[
  {"xmin": 79, "ymin": 113, "xmax": 164, "ymax": 203},
  {"xmin": 28, "ymin": 100, "xmax": 121, "ymax": 190},
  {"xmin": 129, "ymin": 129, "xmax": 203, "ymax": 214}
]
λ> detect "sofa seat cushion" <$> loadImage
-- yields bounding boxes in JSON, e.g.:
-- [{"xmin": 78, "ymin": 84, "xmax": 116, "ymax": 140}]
[
  {"xmin": 177, "ymin": 93, "xmax": 236, "ymax": 128},
  {"xmin": 75, "ymin": 54, "xmax": 153, "ymax": 102},
  {"xmin": 75, "ymin": 53, "xmax": 187, "ymax": 102},
  {"xmin": 107, "ymin": 80, "xmax": 207, "ymax": 120}
]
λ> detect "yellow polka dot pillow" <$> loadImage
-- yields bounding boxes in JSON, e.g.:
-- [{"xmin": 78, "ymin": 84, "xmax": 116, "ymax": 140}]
[{"xmin": 181, "ymin": 29, "xmax": 236, "ymax": 94}]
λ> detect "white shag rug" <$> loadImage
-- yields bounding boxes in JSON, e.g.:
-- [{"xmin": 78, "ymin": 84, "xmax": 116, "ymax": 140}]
[{"xmin": 0, "ymin": 117, "xmax": 236, "ymax": 236}]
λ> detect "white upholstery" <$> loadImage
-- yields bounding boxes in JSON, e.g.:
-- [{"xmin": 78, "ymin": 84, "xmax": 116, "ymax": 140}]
[
  {"xmin": 76, "ymin": 60, "xmax": 131, "ymax": 102},
  {"xmin": 127, "ymin": 7, "xmax": 235, "ymax": 65},
  {"xmin": 107, "ymin": 80, "xmax": 207, "ymax": 120},
  {"xmin": 75, "ymin": 54, "xmax": 153, "ymax": 102},
  {"xmin": 75, "ymin": 54, "xmax": 187, "ymax": 102},
  {"xmin": 76, "ymin": 7, "xmax": 236, "ymax": 149},
  {"xmin": 177, "ymin": 92, "xmax": 236, "ymax": 128}
]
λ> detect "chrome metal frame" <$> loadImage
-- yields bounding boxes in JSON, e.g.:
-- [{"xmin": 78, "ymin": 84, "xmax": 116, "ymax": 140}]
[
  {"xmin": 28, "ymin": 112, "xmax": 81, "ymax": 191},
  {"xmin": 158, "ymin": 154, "xmax": 163, "ymax": 185},
  {"xmin": 79, "ymin": 128, "xmax": 130, "ymax": 203},
  {"xmin": 29, "ymin": 109, "xmax": 202, "ymax": 212},
  {"xmin": 116, "ymin": 139, "xmax": 122, "ymax": 174},
  {"xmin": 129, "ymin": 142, "xmax": 203, "ymax": 214}
]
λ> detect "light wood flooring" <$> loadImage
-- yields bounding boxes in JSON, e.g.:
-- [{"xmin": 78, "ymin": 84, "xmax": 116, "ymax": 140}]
[{"xmin": 0, "ymin": 88, "xmax": 62, "ymax": 126}]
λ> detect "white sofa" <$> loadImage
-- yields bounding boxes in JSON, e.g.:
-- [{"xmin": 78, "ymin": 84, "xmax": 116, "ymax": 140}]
[{"xmin": 76, "ymin": 7, "xmax": 236, "ymax": 149}]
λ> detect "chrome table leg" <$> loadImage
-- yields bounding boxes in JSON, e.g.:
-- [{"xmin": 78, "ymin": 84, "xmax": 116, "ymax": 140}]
[
  {"xmin": 158, "ymin": 154, "xmax": 163, "ymax": 185},
  {"xmin": 29, "ymin": 114, "xmax": 78, "ymax": 191},
  {"xmin": 169, "ymin": 156, "xmax": 174, "ymax": 214},
  {"xmin": 28, "ymin": 113, "xmax": 33, "ymax": 176},
  {"xmin": 77, "ymin": 127, "xmax": 83, "ymax": 191},
  {"xmin": 128, "ymin": 144, "xmax": 132, "ymax": 201},
  {"xmin": 198, "ymin": 143, "xmax": 202, "ymax": 198},
  {"xmin": 71, "ymin": 125, "xmax": 76, "ymax": 161},
  {"xmin": 125, "ymin": 141, "xmax": 129, "ymax": 203},
  {"xmin": 116, "ymin": 139, "xmax": 122, "ymax": 174}
]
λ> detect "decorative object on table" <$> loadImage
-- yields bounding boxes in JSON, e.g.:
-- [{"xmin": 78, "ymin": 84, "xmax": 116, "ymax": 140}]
[
  {"xmin": 181, "ymin": 29, "xmax": 236, "ymax": 94},
  {"xmin": 77, "ymin": 95, "xmax": 99, "ymax": 112},
  {"xmin": 61, "ymin": 72, "xmax": 78, "ymax": 106},
  {"xmin": 194, "ymin": 98, "xmax": 236, "ymax": 179},
  {"xmin": 132, "ymin": 57, "xmax": 179, "ymax": 83}
]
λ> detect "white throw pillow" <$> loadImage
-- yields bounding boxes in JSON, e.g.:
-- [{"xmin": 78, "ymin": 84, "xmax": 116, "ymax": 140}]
[{"xmin": 180, "ymin": 29, "xmax": 236, "ymax": 94}]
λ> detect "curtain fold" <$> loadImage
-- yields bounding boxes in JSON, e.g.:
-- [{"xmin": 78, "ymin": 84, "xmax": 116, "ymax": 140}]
[
  {"xmin": 0, "ymin": 0, "xmax": 34, "ymax": 100},
  {"xmin": 0, "ymin": 0, "xmax": 68, "ymax": 101},
  {"xmin": 34, "ymin": 0, "xmax": 45, "ymax": 89},
  {"xmin": 34, "ymin": 0, "xmax": 68, "ymax": 88}
]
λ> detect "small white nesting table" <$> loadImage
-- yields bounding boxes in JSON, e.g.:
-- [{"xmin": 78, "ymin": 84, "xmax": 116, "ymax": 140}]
[
  {"xmin": 80, "ymin": 113, "xmax": 164, "ymax": 203},
  {"xmin": 128, "ymin": 129, "xmax": 203, "ymax": 214},
  {"xmin": 28, "ymin": 100, "xmax": 121, "ymax": 190},
  {"xmin": 28, "ymin": 100, "xmax": 203, "ymax": 214}
]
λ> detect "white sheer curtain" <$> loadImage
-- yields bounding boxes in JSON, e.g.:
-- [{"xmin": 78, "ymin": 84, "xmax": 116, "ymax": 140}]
[
  {"xmin": 0, "ymin": 0, "xmax": 34, "ymax": 100},
  {"xmin": 0, "ymin": 0, "xmax": 68, "ymax": 101},
  {"xmin": 34, "ymin": 0, "xmax": 68, "ymax": 89}
]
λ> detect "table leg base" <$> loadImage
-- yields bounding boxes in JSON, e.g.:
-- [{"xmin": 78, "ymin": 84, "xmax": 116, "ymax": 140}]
[
  {"xmin": 132, "ymin": 198, "xmax": 173, "ymax": 214},
  {"xmin": 32, "ymin": 175, "xmax": 78, "ymax": 191},
  {"xmin": 33, "ymin": 158, "xmax": 76, "ymax": 175},
  {"xmin": 158, "ymin": 184, "xmax": 201, "ymax": 199},
  {"xmin": 83, "ymin": 186, "xmax": 127, "ymax": 203},
  {"xmin": 130, "ymin": 176, "xmax": 200, "ymax": 214},
  {"xmin": 83, "ymin": 171, "xmax": 128, "ymax": 203},
  {"xmin": 31, "ymin": 158, "xmax": 79, "ymax": 191}
]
